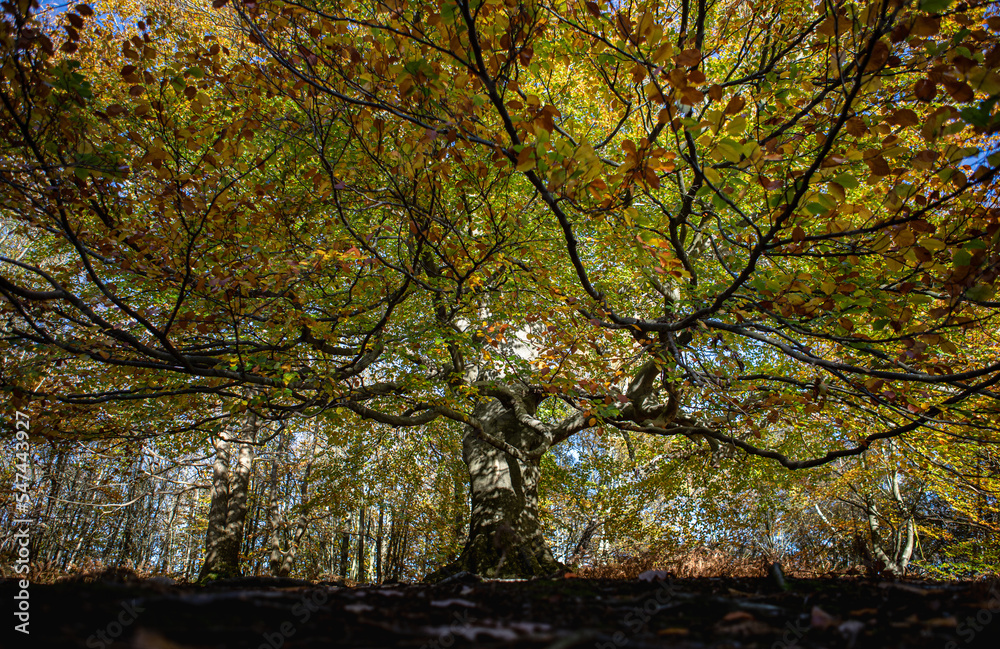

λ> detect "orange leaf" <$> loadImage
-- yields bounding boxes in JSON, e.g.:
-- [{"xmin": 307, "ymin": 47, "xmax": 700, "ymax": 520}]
[
  {"xmin": 680, "ymin": 86, "xmax": 704, "ymax": 106},
  {"xmin": 673, "ymin": 48, "xmax": 701, "ymax": 67},
  {"xmin": 724, "ymin": 95, "xmax": 746, "ymax": 115}
]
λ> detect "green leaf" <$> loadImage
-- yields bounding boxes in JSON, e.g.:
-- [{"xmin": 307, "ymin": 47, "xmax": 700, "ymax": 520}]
[
  {"xmin": 918, "ymin": 0, "xmax": 953, "ymax": 13},
  {"xmin": 716, "ymin": 139, "xmax": 743, "ymax": 164},
  {"xmin": 833, "ymin": 173, "xmax": 859, "ymax": 190},
  {"xmin": 953, "ymin": 249, "xmax": 972, "ymax": 266}
]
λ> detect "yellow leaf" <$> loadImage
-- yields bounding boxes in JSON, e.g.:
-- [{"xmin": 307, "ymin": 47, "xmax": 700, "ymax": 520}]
[
  {"xmin": 516, "ymin": 147, "xmax": 535, "ymax": 172},
  {"xmin": 652, "ymin": 42, "xmax": 673, "ymax": 64}
]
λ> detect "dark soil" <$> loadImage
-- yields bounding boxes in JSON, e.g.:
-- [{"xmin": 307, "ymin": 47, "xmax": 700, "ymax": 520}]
[{"xmin": 3, "ymin": 574, "xmax": 999, "ymax": 648}]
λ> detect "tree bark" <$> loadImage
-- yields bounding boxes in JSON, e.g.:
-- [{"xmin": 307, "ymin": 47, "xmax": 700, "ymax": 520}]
[
  {"xmin": 338, "ymin": 527, "xmax": 350, "ymax": 578},
  {"xmin": 199, "ymin": 414, "xmax": 256, "ymax": 581},
  {"xmin": 356, "ymin": 504, "xmax": 367, "ymax": 582},
  {"xmin": 427, "ymin": 396, "xmax": 564, "ymax": 580},
  {"xmin": 199, "ymin": 429, "xmax": 231, "ymax": 580}
]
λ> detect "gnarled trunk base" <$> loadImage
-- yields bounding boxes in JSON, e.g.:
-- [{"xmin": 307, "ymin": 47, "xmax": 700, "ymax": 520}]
[{"xmin": 426, "ymin": 397, "xmax": 565, "ymax": 581}]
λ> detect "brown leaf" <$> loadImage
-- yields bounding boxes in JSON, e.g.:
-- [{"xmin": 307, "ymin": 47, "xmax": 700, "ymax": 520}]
[
  {"xmin": 212, "ymin": 0, "xmax": 229, "ymax": 7},
  {"xmin": 708, "ymin": 84, "xmax": 724, "ymax": 101},
  {"xmin": 865, "ymin": 41, "xmax": 889, "ymax": 71},
  {"xmin": 585, "ymin": 1, "xmax": 600, "ymax": 18},
  {"xmin": 914, "ymin": 79, "xmax": 937, "ymax": 102},
  {"xmin": 76, "ymin": 4, "xmax": 94, "ymax": 16},
  {"xmin": 943, "ymin": 81, "xmax": 974, "ymax": 103},
  {"xmin": 912, "ymin": 16, "xmax": 940, "ymax": 36},
  {"xmin": 66, "ymin": 13, "xmax": 84, "ymax": 29},
  {"xmin": 891, "ymin": 109, "xmax": 919, "ymax": 127},
  {"xmin": 865, "ymin": 155, "xmax": 891, "ymax": 176},
  {"xmin": 674, "ymin": 48, "xmax": 701, "ymax": 67},
  {"xmin": 759, "ymin": 176, "xmax": 782, "ymax": 190},
  {"xmin": 121, "ymin": 65, "xmax": 141, "ymax": 83},
  {"xmin": 129, "ymin": 86, "xmax": 145, "ymax": 97},
  {"xmin": 680, "ymin": 86, "xmax": 704, "ymax": 106},
  {"xmin": 890, "ymin": 22, "xmax": 910, "ymax": 43},
  {"xmin": 724, "ymin": 95, "xmax": 746, "ymax": 115},
  {"xmin": 845, "ymin": 117, "xmax": 867, "ymax": 137},
  {"xmin": 106, "ymin": 104, "xmax": 126, "ymax": 116}
]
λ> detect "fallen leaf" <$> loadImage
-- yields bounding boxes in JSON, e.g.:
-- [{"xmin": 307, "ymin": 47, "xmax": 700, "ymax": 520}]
[
  {"xmin": 811, "ymin": 605, "xmax": 839, "ymax": 629},
  {"xmin": 657, "ymin": 627, "xmax": 690, "ymax": 635}
]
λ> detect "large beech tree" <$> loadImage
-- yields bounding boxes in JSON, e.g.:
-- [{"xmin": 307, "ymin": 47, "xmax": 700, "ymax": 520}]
[{"xmin": 3, "ymin": 0, "xmax": 1000, "ymax": 578}]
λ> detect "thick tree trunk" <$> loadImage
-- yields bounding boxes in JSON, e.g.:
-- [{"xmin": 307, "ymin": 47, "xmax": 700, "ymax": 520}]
[
  {"xmin": 199, "ymin": 414, "xmax": 256, "ymax": 581},
  {"xmin": 199, "ymin": 431, "xmax": 231, "ymax": 580},
  {"xmin": 427, "ymin": 398, "xmax": 564, "ymax": 580},
  {"xmin": 220, "ymin": 432, "xmax": 253, "ymax": 569}
]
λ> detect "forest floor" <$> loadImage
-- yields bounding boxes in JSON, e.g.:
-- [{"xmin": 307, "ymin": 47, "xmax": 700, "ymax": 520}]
[{"xmin": 2, "ymin": 572, "xmax": 999, "ymax": 648}]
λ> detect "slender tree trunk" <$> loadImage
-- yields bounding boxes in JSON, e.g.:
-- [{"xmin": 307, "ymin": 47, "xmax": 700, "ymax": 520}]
[
  {"xmin": 271, "ymin": 431, "xmax": 316, "ymax": 577},
  {"xmin": 375, "ymin": 503, "xmax": 384, "ymax": 583},
  {"xmin": 567, "ymin": 518, "xmax": 601, "ymax": 567},
  {"xmin": 266, "ymin": 454, "xmax": 284, "ymax": 576},
  {"xmin": 339, "ymin": 528, "xmax": 350, "ymax": 578},
  {"xmin": 356, "ymin": 504, "xmax": 367, "ymax": 582},
  {"xmin": 160, "ymin": 492, "xmax": 182, "ymax": 574}
]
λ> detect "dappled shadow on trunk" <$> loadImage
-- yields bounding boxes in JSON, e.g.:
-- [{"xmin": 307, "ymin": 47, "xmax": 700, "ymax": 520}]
[{"xmin": 427, "ymin": 396, "xmax": 565, "ymax": 581}]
